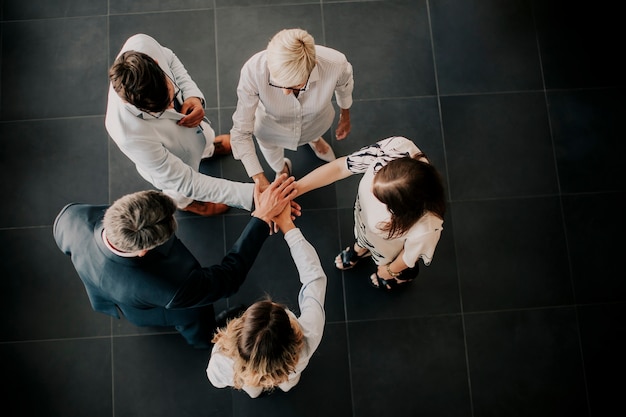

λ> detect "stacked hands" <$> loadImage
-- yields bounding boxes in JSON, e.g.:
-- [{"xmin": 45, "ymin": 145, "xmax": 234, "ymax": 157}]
[{"xmin": 251, "ymin": 173, "xmax": 301, "ymax": 235}]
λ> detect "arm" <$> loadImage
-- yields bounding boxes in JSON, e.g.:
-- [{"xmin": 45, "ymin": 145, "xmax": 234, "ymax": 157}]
[
  {"xmin": 282, "ymin": 225, "xmax": 327, "ymax": 387},
  {"xmin": 296, "ymin": 156, "xmax": 352, "ymax": 196},
  {"xmin": 376, "ymin": 249, "xmax": 411, "ymax": 282},
  {"xmin": 168, "ymin": 176, "xmax": 296, "ymax": 308},
  {"xmin": 334, "ymin": 59, "xmax": 353, "ymax": 140},
  {"xmin": 114, "ymin": 134, "xmax": 254, "ymax": 210},
  {"xmin": 166, "ymin": 45, "xmax": 205, "ymax": 127},
  {"xmin": 335, "ymin": 108, "xmax": 351, "ymax": 140},
  {"xmin": 230, "ymin": 59, "xmax": 267, "ymax": 183}
]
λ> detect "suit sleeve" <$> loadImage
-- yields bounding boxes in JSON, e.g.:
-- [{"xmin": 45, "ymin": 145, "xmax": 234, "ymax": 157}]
[{"xmin": 166, "ymin": 217, "xmax": 270, "ymax": 308}]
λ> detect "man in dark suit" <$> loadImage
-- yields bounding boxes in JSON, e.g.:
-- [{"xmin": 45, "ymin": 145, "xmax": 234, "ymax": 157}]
[{"xmin": 53, "ymin": 175, "xmax": 298, "ymax": 349}]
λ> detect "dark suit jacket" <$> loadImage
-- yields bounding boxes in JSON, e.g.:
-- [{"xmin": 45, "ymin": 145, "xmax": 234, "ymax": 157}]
[{"xmin": 53, "ymin": 203, "xmax": 268, "ymax": 333}]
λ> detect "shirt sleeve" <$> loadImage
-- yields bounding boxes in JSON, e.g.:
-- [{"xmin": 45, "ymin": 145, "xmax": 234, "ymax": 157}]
[
  {"xmin": 401, "ymin": 215, "xmax": 444, "ymax": 267},
  {"xmin": 114, "ymin": 131, "xmax": 254, "ymax": 210},
  {"xmin": 334, "ymin": 59, "xmax": 354, "ymax": 110},
  {"xmin": 346, "ymin": 136, "xmax": 418, "ymax": 174},
  {"xmin": 277, "ymin": 228, "xmax": 327, "ymax": 392},
  {"xmin": 167, "ymin": 217, "xmax": 270, "ymax": 308},
  {"xmin": 230, "ymin": 56, "xmax": 265, "ymax": 177}
]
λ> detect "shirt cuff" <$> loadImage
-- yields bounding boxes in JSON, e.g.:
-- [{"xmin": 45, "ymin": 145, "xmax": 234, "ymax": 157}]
[{"xmin": 284, "ymin": 228, "xmax": 305, "ymax": 248}]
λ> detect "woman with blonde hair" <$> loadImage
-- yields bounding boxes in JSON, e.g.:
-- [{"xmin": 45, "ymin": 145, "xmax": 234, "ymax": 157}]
[
  {"xmin": 207, "ymin": 205, "xmax": 327, "ymax": 397},
  {"xmin": 296, "ymin": 136, "xmax": 446, "ymax": 290},
  {"xmin": 231, "ymin": 28, "xmax": 354, "ymax": 190}
]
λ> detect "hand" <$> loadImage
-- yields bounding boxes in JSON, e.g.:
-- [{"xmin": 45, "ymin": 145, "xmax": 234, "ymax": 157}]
[
  {"xmin": 273, "ymin": 203, "xmax": 296, "ymax": 234},
  {"xmin": 335, "ymin": 110, "xmax": 351, "ymax": 140},
  {"xmin": 178, "ymin": 97, "xmax": 205, "ymax": 127},
  {"xmin": 252, "ymin": 174, "xmax": 298, "ymax": 232},
  {"xmin": 252, "ymin": 173, "xmax": 271, "ymax": 193},
  {"xmin": 290, "ymin": 199, "xmax": 302, "ymax": 220}
]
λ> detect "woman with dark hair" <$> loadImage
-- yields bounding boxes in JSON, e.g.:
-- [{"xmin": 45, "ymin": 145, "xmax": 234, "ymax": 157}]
[
  {"xmin": 207, "ymin": 205, "xmax": 327, "ymax": 397},
  {"xmin": 296, "ymin": 136, "xmax": 446, "ymax": 291}
]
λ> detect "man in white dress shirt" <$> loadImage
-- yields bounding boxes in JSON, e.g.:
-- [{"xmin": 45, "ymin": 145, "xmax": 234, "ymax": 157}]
[
  {"xmin": 230, "ymin": 28, "xmax": 354, "ymax": 190},
  {"xmin": 106, "ymin": 34, "xmax": 254, "ymax": 216}
]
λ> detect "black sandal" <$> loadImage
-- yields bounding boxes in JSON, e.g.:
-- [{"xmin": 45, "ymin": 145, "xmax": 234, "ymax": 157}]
[
  {"xmin": 335, "ymin": 245, "xmax": 371, "ymax": 270},
  {"xmin": 369, "ymin": 272, "xmax": 412, "ymax": 291}
]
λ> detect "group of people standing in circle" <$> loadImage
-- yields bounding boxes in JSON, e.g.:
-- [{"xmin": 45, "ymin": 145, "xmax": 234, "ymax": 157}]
[{"xmin": 53, "ymin": 28, "xmax": 445, "ymax": 398}]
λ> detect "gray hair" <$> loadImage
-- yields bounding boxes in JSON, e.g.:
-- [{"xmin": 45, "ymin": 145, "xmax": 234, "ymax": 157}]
[
  {"xmin": 103, "ymin": 190, "xmax": 177, "ymax": 252},
  {"xmin": 266, "ymin": 28, "xmax": 316, "ymax": 88}
]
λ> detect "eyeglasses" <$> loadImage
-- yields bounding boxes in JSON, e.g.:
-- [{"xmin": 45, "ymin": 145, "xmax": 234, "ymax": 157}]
[
  {"xmin": 268, "ymin": 74, "xmax": 310, "ymax": 92},
  {"xmin": 143, "ymin": 74, "xmax": 181, "ymax": 118}
]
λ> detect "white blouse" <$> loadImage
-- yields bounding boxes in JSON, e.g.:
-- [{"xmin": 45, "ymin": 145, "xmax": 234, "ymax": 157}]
[
  {"xmin": 206, "ymin": 228, "xmax": 327, "ymax": 398},
  {"xmin": 230, "ymin": 45, "xmax": 354, "ymax": 177}
]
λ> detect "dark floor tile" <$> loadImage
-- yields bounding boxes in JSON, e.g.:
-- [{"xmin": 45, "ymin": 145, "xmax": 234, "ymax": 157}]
[
  {"xmin": 1, "ymin": 18, "xmax": 108, "ymax": 120},
  {"xmin": 533, "ymin": 0, "xmax": 624, "ymax": 89},
  {"xmin": 108, "ymin": 11, "xmax": 218, "ymax": 108},
  {"xmin": 215, "ymin": 4, "xmax": 323, "ymax": 108},
  {"xmin": 2, "ymin": 0, "xmax": 106, "ymax": 20},
  {"xmin": 333, "ymin": 97, "xmax": 444, "ymax": 209},
  {"xmin": 548, "ymin": 88, "xmax": 626, "ymax": 194},
  {"xmin": 217, "ymin": 0, "xmax": 312, "ymax": 7},
  {"xmin": 563, "ymin": 192, "xmax": 626, "ymax": 304},
  {"xmin": 108, "ymin": 139, "xmax": 156, "ymax": 202},
  {"xmin": 453, "ymin": 197, "xmax": 572, "ymax": 312},
  {"xmin": 465, "ymin": 308, "xmax": 588, "ymax": 417},
  {"xmin": 1, "ymin": 339, "xmax": 112, "ymax": 416},
  {"xmin": 223, "ymin": 210, "xmax": 345, "ymax": 323},
  {"xmin": 114, "ymin": 334, "xmax": 229, "ymax": 417},
  {"xmin": 339, "ymin": 207, "xmax": 461, "ymax": 321},
  {"xmin": 0, "ymin": 226, "xmax": 112, "ymax": 342},
  {"xmin": 110, "ymin": 0, "xmax": 212, "ymax": 14},
  {"xmin": 431, "ymin": 0, "xmax": 542, "ymax": 95},
  {"xmin": 0, "ymin": 117, "xmax": 109, "ymax": 228},
  {"xmin": 231, "ymin": 322, "xmax": 351, "ymax": 417},
  {"xmin": 578, "ymin": 303, "xmax": 626, "ymax": 417},
  {"xmin": 325, "ymin": 0, "xmax": 436, "ymax": 100},
  {"xmin": 442, "ymin": 93, "xmax": 558, "ymax": 201},
  {"xmin": 349, "ymin": 315, "xmax": 471, "ymax": 417}
]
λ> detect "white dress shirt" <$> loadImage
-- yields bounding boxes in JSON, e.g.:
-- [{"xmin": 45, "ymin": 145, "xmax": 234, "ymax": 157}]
[
  {"xmin": 231, "ymin": 45, "xmax": 354, "ymax": 177},
  {"xmin": 206, "ymin": 228, "xmax": 327, "ymax": 398},
  {"xmin": 105, "ymin": 34, "xmax": 254, "ymax": 210}
]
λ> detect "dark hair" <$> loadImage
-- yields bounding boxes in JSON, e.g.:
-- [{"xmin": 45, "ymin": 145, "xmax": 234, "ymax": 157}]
[
  {"xmin": 372, "ymin": 153, "xmax": 446, "ymax": 238},
  {"xmin": 109, "ymin": 50, "xmax": 170, "ymax": 112},
  {"xmin": 103, "ymin": 190, "xmax": 177, "ymax": 252}
]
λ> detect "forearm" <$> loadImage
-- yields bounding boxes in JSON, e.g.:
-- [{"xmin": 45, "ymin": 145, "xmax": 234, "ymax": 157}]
[
  {"xmin": 168, "ymin": 218, "xmax": 270, "ymax": 307},
  {"xmin": 297, "ymin": 156, "xmax": 351, "ymax": 195},
  {"xmin": 378, "ymin": 250, "xmax": 410, "ymax": 280}
]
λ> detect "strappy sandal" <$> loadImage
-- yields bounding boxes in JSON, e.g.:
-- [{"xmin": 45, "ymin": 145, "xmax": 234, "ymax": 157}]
[
  {"xmin": 335, "ymin": 245, "xmax": 371, "ymax": 270},
  {"xmin": 369, "ymin": 272, "xmax": 412, "ymax": 291}
]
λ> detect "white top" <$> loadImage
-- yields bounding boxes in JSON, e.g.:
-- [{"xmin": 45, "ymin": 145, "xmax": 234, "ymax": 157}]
[
  {"xmin": 230, "ymin": 45, "xmax": 354, "ymax": 177},
  {"xmin": 206, "ymin": 228, "xmax": 327, "ymax": 398},
  {"xmin": 346, "ymin": 136, "xmax": 444, "ymax": 267},
  {"xmin": 105, "ymin": 34, "xmax": 254, "ymax": 210}
]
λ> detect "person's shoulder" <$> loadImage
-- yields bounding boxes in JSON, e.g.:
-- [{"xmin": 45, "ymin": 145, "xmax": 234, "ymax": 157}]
[
  {"xmin": 54, "ymin": 203, "xmax": 107, "ymax": 240},
  {"xmin": 315, "ymin": 45, "xmax": 347, "ymax": 63},
  {"xmin": 378, "ymin": 136, "xmax": 419, "ymax": 153},
  {"xmin": 57, "ymin": 203, "xmax": 107, "ymax": 221},
  {"xmin": 122, "ymin": 33, "xmax": 160, "ymax": 51},
  {"xmin": 243, "ymin": 50, "xmax": 266, "ymax": 67}
]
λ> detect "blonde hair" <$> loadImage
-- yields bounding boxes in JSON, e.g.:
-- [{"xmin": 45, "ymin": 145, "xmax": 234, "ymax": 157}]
[
  {"xmin": 266, "ymin": 28, "xmax": 316, "ymax": 87},
  {"xmin": 103, "ymin": 190, "xmax": 177, "ymax": 252},
  {"xmin": 212, "ymin": 299, "xmax": 304, "ymax": 391}
]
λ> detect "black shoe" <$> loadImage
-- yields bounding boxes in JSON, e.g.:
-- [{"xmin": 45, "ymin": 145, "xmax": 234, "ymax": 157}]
[{"xmin": 215, "ymin": 304, "xmax": 247, "ymax": 329}]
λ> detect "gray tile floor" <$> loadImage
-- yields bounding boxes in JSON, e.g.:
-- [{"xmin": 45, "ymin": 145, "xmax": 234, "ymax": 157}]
[{"xmin": 1, "ymin": 1, "xmax": 624, "ymax": 416}]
